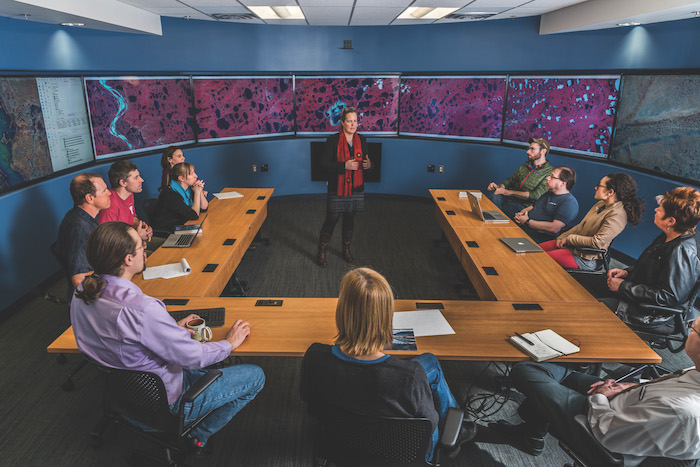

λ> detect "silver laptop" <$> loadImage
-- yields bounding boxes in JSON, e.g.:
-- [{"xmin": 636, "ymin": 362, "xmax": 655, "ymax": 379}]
[
  {"xmin": 466, "ymin": 191, "xmax": 509, "ymax": 223},
  {"xmin": 162, "ymin": 213, "xmax": 208, "ymax": 248},
  {"xmin": 500, "ymin": 237, "xmax": 543, "ymax": 253}
]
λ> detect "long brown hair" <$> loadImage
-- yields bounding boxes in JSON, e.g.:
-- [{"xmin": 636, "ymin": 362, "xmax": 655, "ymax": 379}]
[
  {"xmin": 75, "ymin": 222, "xmax": 137, "ymax": 305},
  {"xmin": 167, "ymin": 162, "xmax": 195, "ymax": 187},
  {"xmin": 605, "ymin": 173, "xmax": 645, "ymax": 226},
  {"xmin": 335, "ymin": 268, "xmax": 394, "ymax": 357}
]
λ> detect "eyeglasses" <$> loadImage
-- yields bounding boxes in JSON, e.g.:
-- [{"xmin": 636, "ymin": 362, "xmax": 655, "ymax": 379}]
[
  {"xmin": 548, "ymin": 174, "xmax": 562, "ymax": 181},
  {"xmin": 687, "ymin": 319, "xmax": 700, "ymax": 338},
  {"xmin": 136, "ymin": 241, "xmax": 147, "ymax": 251},
  {"xmin": 527, "ymin": 146, "xmax": 541, "ymax": 151},
  {"xmin": 594, "ymin": 184, "xmax": 609, "ymax": 190}
]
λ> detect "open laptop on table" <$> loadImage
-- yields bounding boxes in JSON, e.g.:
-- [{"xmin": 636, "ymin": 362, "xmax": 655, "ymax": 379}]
[
  {"xmin": 162, "ymin": 213, "xmax": 208, "ymax": 248},
  {"xmin": 466, "ymin": 191, "xmax": 509, "ymax": 223}
]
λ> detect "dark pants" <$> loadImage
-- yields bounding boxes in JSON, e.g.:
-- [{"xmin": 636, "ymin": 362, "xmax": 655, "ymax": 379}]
[
  {"xmin": 511, "ymin": 362, "xmax": 618, "ymax": 466},
  {"xmin": 320, "ymin": 211, "xmax": 355, "ymax": 236}
]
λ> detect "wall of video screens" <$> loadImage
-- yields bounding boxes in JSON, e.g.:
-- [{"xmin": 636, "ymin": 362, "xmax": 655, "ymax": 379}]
[{"xmin": 0, "ymin": 71, "xmax": 697, "ymax": 194}]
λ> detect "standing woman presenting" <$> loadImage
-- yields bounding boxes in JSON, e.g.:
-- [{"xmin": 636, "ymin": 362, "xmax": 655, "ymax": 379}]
[{"xmin": 316, "ymin": 107, "xmax": 372, "ymax": 268}]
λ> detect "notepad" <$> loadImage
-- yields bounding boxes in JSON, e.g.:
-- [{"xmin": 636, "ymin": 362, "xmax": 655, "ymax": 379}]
[
  {"xmin": 142, "ymin": 259, "xmax": 192, "ymax": 280},
  {"xmin": 510, "ymin": 329, "xmax": 580, "ymax": 362},
  {"xmin": 214, "ymin": 191, "xmax": 243, "ymax": 199}
]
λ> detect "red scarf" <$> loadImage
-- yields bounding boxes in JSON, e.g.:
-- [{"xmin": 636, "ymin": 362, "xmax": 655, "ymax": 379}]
[{"xmin": 336, "ymin": 132, "xmax": 364, "ymax": 197}]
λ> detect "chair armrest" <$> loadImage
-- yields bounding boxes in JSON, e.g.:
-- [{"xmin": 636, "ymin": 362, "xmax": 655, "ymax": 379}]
[
  {"xmin": 637, "ymin": 303, "xmax": 685, "ymax": 314},
  {"xmin": 181, "ymin": 369, "xmax": 222, "ymax": 404},
  {"xmin": 573, "ymin": 414, "xmax": 624, "ymax": 465},
  {"xmin": 438, "ymin": 407, "xmax": 464, "ymax": 449},
  {"xmin": 576, "ymin": 247, "xmax": 607, "ymax": 255}
]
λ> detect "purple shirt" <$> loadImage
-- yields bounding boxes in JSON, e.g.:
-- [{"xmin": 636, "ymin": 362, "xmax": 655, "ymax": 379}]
[{"xmin": 70, "ymin": 275, "xmax": 231, "ymax": 404}]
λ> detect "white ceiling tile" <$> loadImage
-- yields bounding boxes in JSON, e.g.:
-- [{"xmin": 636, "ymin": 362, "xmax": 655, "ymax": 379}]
[
  {"xmin": 466, "ymin": 0, "xmax": 528, "ymax": 7},
  {"xmin": 354, "ymin": 0, "xmax": 410, "ymax": 6},
  {"xmin": 303, "ymin": 6, "xmax": 352, "ymax": 25},
  {"xmin": 181, "ymin": 0, "xmax": 247, "ymax": 5},
  {"xmin": 453, "ymin": 6, "xmax": 509, "ymax": 14},
  {"xmin": 195, "ymin": 6, "xmax": 249, "ymax": 13},
  {"xmin": 392, "ymin": 18, "xmax": 438, "ymax": 24},
  {"xmin": 263, "ymin": 18, "xmax": 308, "ymax": 24},
  {"xmin": 239, "ymin": 0, "xmax": 301, "ymax": 5},
  {"xmin": 298, "ymin": 0, "xmax": 354, "ymax": 6},
  {"xmin": 119, "ymin": 0, "xmax": 182, "ymax": 6},
  {"xmin": 162, "ymin": 12, "xmax": 213, "ymax": 19},
  {"xmin": 351, "ymin": 7, "xmax": 404, "ymax": 24},
  {"xmin": 144, "ymin": 6, "xmax": 202, "ymax": 13},
  {"xmin": 411, "ymin": 0, "xmax": 472, "ymax": 7}
]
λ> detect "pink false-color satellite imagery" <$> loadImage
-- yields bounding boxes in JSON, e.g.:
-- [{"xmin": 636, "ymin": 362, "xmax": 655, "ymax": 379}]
[
  {"xmin": 295, "ymin": 77, "xmax": 399, "ymax": 133},
  {"xmin": 85, "ymin": 77, "xmax": 194, "ymax": 157},
  {"xmin": 399, "ymin": 77, "xmax": 506, "ymax": 139},
  {"xmin": 193, "ymin": 77, "xmax": 294, "ymax": 141},
  {"xmin": 504, "ymin": 77, "xmax": 619, "ymax": 156}
]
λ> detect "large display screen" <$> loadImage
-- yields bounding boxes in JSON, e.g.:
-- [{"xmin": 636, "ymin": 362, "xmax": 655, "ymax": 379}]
[
  {"xmin": 84, "ymin": 76, "xmax": 195, "ymax": 159},
  {"xmin": 295, "ymin": 76, "xmax": 400, "ymax": 134},
  {"xmin": 193, "ymin": 77, "xmax": 294, "ymax": 142},
  {"xmin": 0, "ymin": 76, "xmax": 93, "ymax": 191},
  {"xmin": 610, "ymin": 74, "xmax": 700, "ymax": 182},
  {"xmin": 503, "ymin": 76, "xmax": 620, "ymax": 157},
  {"xmin": 399, "ymin": 76, "xmax": 506, "ymax": 140}
]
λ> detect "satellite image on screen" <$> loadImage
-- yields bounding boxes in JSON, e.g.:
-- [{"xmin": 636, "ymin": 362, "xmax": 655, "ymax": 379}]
[
  {"xmin": 399, "ymin": 77, "xmax": 506, "ymax": 140},
  {"xmin": 503, "ymin": 76, "xmax": 619, "ymax": 156},
  {"xmin": 610, "ymin": 74, "xmax": 700, "ymax": 182},
  {"xmin": 0, "ymin": 77, "xmax": 52, "ymax": 190},
  {"xmin": 85, "ymin": 77, "xmax": 195, "ymax": 158},
  {"xmin": 295, "ymin": 76, "xmax": 399, "ymax": 134},
  {"xmin": 193, "ymin": 77, "xmax": 294, "ymax": 141}
]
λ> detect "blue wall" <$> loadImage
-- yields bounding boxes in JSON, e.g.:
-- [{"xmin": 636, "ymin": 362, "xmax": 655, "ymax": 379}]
[{"xmin": 0, "ymin": 15, "xmax": 698, "ymax": 313}]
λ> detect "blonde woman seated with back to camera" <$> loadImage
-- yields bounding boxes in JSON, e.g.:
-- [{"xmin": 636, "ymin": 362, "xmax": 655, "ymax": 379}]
[{"xmin": 300, "ymin": 267, "xmax": 477, "ymax": 461}]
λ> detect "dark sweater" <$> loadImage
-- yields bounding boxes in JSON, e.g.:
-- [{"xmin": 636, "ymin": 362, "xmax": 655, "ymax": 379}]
[
  {"xmin": 300, "ymin": 343, "xmax": 439, "ymax": 435},
  {"xmin": 152, "ymin": 186, "xmax": 201, "ymax": 232},
  {"xmin": 322, "ymin": 133, "xmax": 373, "ymax": 195}
]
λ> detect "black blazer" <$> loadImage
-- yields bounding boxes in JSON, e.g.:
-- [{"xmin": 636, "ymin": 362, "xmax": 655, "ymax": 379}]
[{"xmin": 322, "ymin": 133, "xmax": 372, "ymax": 195}]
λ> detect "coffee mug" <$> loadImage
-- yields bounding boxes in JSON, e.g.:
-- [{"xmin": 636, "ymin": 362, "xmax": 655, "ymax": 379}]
[{"xmin": 186, "ymin": 318, "xmax": 213, "ymax": 342}]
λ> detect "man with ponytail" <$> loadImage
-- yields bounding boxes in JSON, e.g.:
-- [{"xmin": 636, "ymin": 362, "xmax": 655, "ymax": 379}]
[{"xmin": 70, "ymin": 222, "xmax": 265, "ymax": 450}]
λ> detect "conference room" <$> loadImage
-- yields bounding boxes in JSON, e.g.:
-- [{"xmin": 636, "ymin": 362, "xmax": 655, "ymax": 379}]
[{"xmin": 0, "ymin": 0, "xmax": 698, "ymax": 465}]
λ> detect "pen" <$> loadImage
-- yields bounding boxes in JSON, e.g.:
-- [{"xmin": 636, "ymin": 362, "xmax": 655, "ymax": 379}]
[{"xmin": 515, "ymin": 332, "xmax": 535, "ymax": 346}]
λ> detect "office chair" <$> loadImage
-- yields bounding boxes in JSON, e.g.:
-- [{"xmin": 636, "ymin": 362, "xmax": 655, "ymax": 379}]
[
  {"xmin": 142, "ymin": 198, "xmax": 171, "ymax": 238},
  {"xmin": 559, "ymin": 414, "xmax": 697, "ymax": 467},
  {"xmin": 564, "ymin": 246, "xmax": 612, "ymax": 276},
  {"xmin": 311, "ymin": 405, "xmax": 464, "ymax": 467},
  {"xmin": 88, "ymin": 361, "xmax": 223, "ymax": 466}
]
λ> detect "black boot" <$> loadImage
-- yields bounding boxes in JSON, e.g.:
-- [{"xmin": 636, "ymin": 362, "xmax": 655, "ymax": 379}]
[
  {"xmin": 317, "ymin": 232, "xmax": 331, "ymax": 268},
  {"xmin": 342, "ymin": 230, "xmax": 353, "ymax": 263}
]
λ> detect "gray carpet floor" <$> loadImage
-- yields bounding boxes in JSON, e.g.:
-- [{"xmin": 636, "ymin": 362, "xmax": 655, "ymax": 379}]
[{"xmin": 0, "ymin": 195, "xmax": 692, "ymax": 466}]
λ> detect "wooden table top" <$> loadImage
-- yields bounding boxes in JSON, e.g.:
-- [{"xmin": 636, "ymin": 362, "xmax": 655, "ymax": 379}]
[
  {"xmin": 430, "ymin": 189, "xmax": 516, "ymax": 229},
  {"xmin": 47, "ymin": 297, "xmax": 660, "ymax": 364},
  {"xmin": 132, "ymin": 188, "xmax": 273, "ymax": 298},
  {"xmin": 430, "ymin": 189, "xmax": 596, "ymax": 302}
]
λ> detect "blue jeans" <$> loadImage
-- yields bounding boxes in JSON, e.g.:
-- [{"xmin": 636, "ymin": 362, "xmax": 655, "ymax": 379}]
[
  {"xmin": 170, "ymin": 364, "xmax": 265, "ymax": 445},
  {"xmin": 413, "ymin": 353, "xmax": 459, "ymax": 460},
  {"xmin": 489, "ymin": 193, "xmax": 527, "ymax": 219}
]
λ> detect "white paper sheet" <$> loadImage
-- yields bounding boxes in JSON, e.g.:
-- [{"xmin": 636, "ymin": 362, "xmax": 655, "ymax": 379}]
[
  {"xmin": 214, "ymin": 191, "xmax": 244, "ymax": 199},
  {"xmin": 459, "ymin": 191, "xmax": 481, "ymax": 199},
  {"xmin": 143, "ymin": 258, "xmax": 192, "ymax": 280},
  {"xmin": 392, "ymin": 309, "xmax": 455, "ymax": 337}
]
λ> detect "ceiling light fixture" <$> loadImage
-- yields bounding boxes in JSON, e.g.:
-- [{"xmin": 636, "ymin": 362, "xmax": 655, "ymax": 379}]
[
  {"xmin": 60, "ymin": 22, "xmax": 85, "ymax": 27},
  {"xmin": 398, "ymin": 7, "xmax": 458, "ymax": 20},
  {"xmin": 617, "ymin": 21, "xmax": 641, "ymax": 26},
  {"xmin": 248, "ymin": 6, "xmax": 304, "ymax": 20},
  {"xmin": 694, "ymin": 11, "xmax": 700, "ymax": 17}
]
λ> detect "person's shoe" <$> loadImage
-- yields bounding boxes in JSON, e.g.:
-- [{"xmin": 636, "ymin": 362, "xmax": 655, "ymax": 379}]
[
  {"xmin": 489, "ymin": 420, "xmax": 545, "ymax": 456},
  {"xmin": 317, "ymin": 232, "xmax": 331, "ymax": 268},
  {"xmin": 445, "ymin": 421, "xmax": 478, "ymax": 459},
  {"xmin": 341, "ymin": 230, "xmax": 353, "ymax": 263}
]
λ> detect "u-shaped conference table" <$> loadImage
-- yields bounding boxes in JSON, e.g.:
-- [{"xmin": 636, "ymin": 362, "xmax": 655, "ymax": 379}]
[{"xmin": 47, "ymin": 188, "xmax": 660, "ymax": 364}]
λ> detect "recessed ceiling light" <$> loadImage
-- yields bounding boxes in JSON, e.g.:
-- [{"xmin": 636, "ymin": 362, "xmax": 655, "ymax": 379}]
[
  {"xmin": 694, "ymin": 11, "xmax": 700, "ymax": 17},
  {"xmin": 398, "ymin": 7, "xmax": 459, "ymax": 20},
  {"xmin": 617, "ymin": 22, "xmax": 641, "ymax": 27},
  {"xmin": 248, "ymin": 6, "xmax": 304, "ymax": 20},
  {"xmin": 61, "ymin": 22, "xmax": 85, "ymax": 27}
]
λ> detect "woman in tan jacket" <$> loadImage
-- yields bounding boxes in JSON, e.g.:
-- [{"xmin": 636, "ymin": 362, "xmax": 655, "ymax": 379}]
[{"xmin": 540, "ymin": 173, "xmax": 644, "ymax": 270}]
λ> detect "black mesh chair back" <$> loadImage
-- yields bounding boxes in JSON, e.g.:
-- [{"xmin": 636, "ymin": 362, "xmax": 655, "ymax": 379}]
[
  {"xmin": 316, "ymin": 405, "xmax": 433, "ymax": 467},
  {"xmin": 102, "ymin": 367, "xmax": 176, "ymax": 432},
  {"xmin": 142, "ymin": 198, "xmax": 158, "ymax": 226}
]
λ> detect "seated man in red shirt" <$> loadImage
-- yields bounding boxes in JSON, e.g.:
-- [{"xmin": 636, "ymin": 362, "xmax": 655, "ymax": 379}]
[{"xmin": 98, "ymin": 160, "xmax": 153, "ymax": 245}]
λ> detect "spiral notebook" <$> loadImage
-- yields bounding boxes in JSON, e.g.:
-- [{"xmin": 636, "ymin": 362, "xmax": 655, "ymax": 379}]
[{"xmin": 510, "ymin": 329, "xmax": 580, "ymax": 362}]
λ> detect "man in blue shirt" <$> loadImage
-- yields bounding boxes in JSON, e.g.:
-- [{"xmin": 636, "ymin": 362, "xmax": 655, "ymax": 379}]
[{"xmin": 514, "ymin": 166, "xmax": 578, "ymax": 243}]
